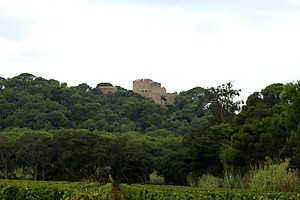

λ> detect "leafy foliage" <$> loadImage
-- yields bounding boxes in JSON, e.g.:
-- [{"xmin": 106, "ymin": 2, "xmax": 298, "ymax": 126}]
[
  {"xmin": 0, "ymin": 179, "xmax": 112, "ymax": 200},
  {"xmin": 1, "ymin": 73, "xmax": 300, "ymax": 186},
  {"xmin": 250, "ymin": 159, "xmax": 299, "ymax": 192},
  {"xmin": 120, "ymin": 184, "xmax": 300, "ymax": 200}
]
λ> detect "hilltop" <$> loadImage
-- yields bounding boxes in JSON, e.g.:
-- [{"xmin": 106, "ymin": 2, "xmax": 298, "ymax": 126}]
[{"xmin": 0, "ymin": 73, "xmax": 299, "ymax": 186}]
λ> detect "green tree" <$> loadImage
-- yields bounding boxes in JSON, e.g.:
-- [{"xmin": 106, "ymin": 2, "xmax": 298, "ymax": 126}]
[
  {"xmin": 0, "ymin": 133, "xmax": 14, "ymax": 179},
  {"xmin": 0, "ymin": 77, "xmax": 5, "ymax": 90},
  {"xmin": 158, "ymin": 147, "xmax": 190, "ymax": 185},
  {"xmin": 281, "ymin": 81, "xmax": 300, "ymax": 132},
  {"xmin": 14, "ymin": 130, "xmax": 50, "ymax": 180},
  {"xmin": 235, "ymin": 83, "xmax": 284, "ymax": 126},
  {"xmin": 109, "ymin": 133, "xmax": 154, "ymax": 184},
  {"xmin": 48, "ymin": 129, "xmax": 109, "ymax": 181},
  {"xmin": 97, "ymin": 82, "xmax": 113, "ymax": 87},
  {"xmin": 284, "ymin": 81, "xmax": 300, "ymax": 169},
  {"xmin": 119, "ymin": 96, "xmax": 165, "ymax": 132},
  {"xmin": 15, "ymin": 73, "xmax": 36, "ymax": 82},
  {"xmin": 221, "ymin": 83, "xmax": 288, "ymax": 171},
  {"xmin": 173, "ymin": 87, "xmax": 207, "ymax": 121},
  {"xmin": 206, "ymin": 82, "xmax": 242, "ymax": 124},
  {"xmin": 188, "ymin": 123, "xmax": 235, "ymax": 177}
]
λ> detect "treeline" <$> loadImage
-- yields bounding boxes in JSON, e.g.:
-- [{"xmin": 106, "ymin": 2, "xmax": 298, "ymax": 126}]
[
  {"xmin": 0, "ymin": 128, "xmax": 181, "ymax": 183},
  {"xmin": 0, "ymin": 73, "xmax": 299, "ymax": 185},
  {"xmin": 0, "ymin": 73, "xmax": 240, "ymax": 132}
]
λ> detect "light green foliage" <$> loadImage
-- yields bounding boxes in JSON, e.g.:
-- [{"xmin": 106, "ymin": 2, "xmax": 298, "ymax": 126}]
[
  {"xmin": 148, "ymin": 171, "xmax": 164, "ymax": 185},
  {"xmin": 11, "ymin": 167, "xmax": 34, "ymax": 180},
  {"xmin": 198, "ymin": 174, "xmax": 222, "ymax": 190},
  {"xmin": 192, "ymin": 160, "xmax": 300, "ymax": 192},
  {"xmin": 250, "ymin": 159, "xmax": 300, "ymax": 192},
  {"xmin": 222, "ymin": 170, "xmax": 245, "ymax": 189},
  {"xmin": 225, "ymin": 172, "xmax": 244, "ymax": 189}
]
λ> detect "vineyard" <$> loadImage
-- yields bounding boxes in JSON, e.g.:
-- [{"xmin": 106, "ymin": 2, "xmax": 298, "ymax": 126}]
[
  {"xmin": 0, "ymin": 179, "xmax": 112, "ymax": 200},
  {"xmin": 120, "ymin": 184, "xmax": 300, "ymax": 200},
  {"xmin": 1, "ymin": 179, "xmax": 300, "ymax": 199}
]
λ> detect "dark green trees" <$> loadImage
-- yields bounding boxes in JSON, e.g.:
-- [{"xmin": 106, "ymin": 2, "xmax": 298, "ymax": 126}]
[
  {"xmin": 220, "ymin": 83, "xmax": 294, "ymax": 171},
  {"xmin": 284, "ymin": 81, "xmax": 300, "ymax": 169},
  {"xmin": 0, "ymin": 128, "xmax": 183, "ymax": 183},
  {"xmin": 1, "ymin": 73, "xmax": 300, "ymax": 185},
  {"xmin": 0, "ymin": 74, "xmax": 167, "ymax": 132},
  {"xmin": 0, "ymin": 133, "xmax": 13, "ymax": 179}
]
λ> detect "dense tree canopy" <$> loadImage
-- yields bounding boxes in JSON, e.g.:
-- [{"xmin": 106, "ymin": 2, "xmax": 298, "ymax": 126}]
[{"xmin": 0, "ymin": 73, "xmax": 299, "ymax": 185}]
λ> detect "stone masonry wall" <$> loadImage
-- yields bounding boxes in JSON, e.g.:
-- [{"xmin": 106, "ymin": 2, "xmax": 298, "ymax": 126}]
[{"xmin": 133, "ymin": 79, "xmax": 177, "ymax": 105}]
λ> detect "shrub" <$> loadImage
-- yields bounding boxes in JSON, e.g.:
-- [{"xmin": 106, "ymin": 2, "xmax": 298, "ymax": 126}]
[
  {"xmin": 250, "ymin": 159, "xmax": 300, "ymax": 192},
  {"xmin": 186, "ymin": 174, "xmax": 198, "ymax": 187},
  {"xmin": 222, "ymin": 169, "xmax": 245, "ymax": 189},
  {"xmin": 12, "ymin": 167, "xmax": 34, "ymax": 180},
  {"xmin": 198, "ymin": 174, "xmax": 222, "ymax": 190},
  {"xmin": 148, "ymin": 171, "xmax": 164, "ymax": 185}
]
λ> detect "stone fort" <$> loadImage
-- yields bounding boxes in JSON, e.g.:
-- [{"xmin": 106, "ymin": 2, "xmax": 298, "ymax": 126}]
[
  {"xmin": 98, "ymin": 79, "xmax": 177, "ymax": 105},
  {"xmin": 132, "ymin": 79, "xmax": 177, "ymax": 105}
]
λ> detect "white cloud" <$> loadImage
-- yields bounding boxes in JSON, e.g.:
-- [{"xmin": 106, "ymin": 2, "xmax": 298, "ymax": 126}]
[{"xmin": 0, "ymin": 0, "xmax": 299, "ymax": 101}]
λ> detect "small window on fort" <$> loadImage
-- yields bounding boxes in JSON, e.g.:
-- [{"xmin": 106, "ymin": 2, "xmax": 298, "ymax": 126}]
[{"xmin": 144, "ymin": 90, "xmax": 147, "ymax": 92}]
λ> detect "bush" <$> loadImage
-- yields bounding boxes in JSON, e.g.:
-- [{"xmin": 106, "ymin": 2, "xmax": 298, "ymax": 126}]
[
  {"xmin": 198, "ymin": 174, "xmax": 222, "ymax": 190},
  {"xmin": 187, "ymin": 174, "xmax": 198, "ymax": 187},
  {"xmin": 250, "ymin": 159, "xmax": 300, "ymax": 192},
  {"xmin": 12, "ymin": 167, "xmax": 34, "ymax": 180},
  {"xmin": 148, "ymin": 171, "xmax": 164, "ymax": 185},
  {"xmin": 222, "ymin": 169, "xmax": 245, "ymax": 189}
]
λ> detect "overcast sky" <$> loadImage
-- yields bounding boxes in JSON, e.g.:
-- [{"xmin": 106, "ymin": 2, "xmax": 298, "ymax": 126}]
[{"xmin": 1, "ymin": 0, "xmax": 300, "ymax": 101}]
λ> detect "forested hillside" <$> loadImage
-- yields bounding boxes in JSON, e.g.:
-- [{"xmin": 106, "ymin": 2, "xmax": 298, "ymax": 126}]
[{"xmin": 0, "ymin": 73, "xmax": 299, "ymax": 185}]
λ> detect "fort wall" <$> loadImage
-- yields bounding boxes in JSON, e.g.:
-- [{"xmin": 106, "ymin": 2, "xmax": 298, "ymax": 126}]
[
  {"xmin": 98, "ymin": 86, "xmax": 118, "ymax": 94},
  {"xmin": 133, "ymin": 79, "xmax": 177, "ymax": 105}
]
